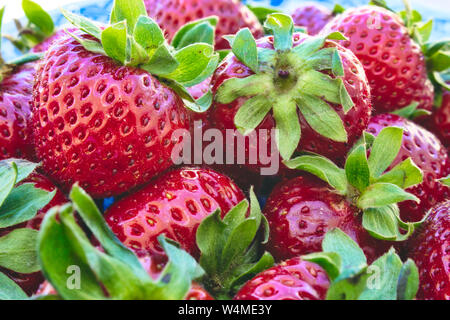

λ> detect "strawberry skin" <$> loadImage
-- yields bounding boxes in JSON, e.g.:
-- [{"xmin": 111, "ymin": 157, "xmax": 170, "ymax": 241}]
[
  {"xmin": 0, "ymin": 173, "xmax": 66, "ymax": 296},
  {"xmin": 367, "ymin": 114, "xmax": 449, "ymax": 222},
  {"xmin": 210, "ymin": 33, "xmax": 372, "ymax": 169},
  {"xmin": 408, "ymin": 201, "xmax": 450, "ymax": 300},
  {"xmin": 144, "ymin": 0, "xmax": 263, "ymax": 50},
  {"xmin": 32, "ymin": 35, "xmax": 190, "ymax": 198},
  {"xmin": 234, "ymin": 258, "xmax": 330, "ymax": 300},
  {"xmin": 321, "ymin": 6, "xmax": 434, "ymax": 114},
  {"xmin": 104, "ymin": 167, "xmax": 245, "ymax": 258},
  {"xmin": 292, "ymin": 3, "xmax": 333, "ymax": 35},
  {"xmin": 422, "ymin": 89, "xmax": 450, "ymax": 148},
  {"xmin": 263, "ymin": 174, "xmax": 389, "ymax": 263}
]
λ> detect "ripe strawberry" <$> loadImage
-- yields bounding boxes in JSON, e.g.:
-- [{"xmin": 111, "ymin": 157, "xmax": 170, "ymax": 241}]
[
  {"xmin": 408, "ymin": 201, "xmax": 450, "ymax": 300},
  {"xmin": 104, "ymin": 167, "xmax": 245, "ymax": 258},
  {"xmin": 32, "ymin": 1, "xmax": 218, "ymax": 198},
  {"xmin": 422, "ymin": 89, "xmax": 450, "ymax": 148},
  {"xmin": 265, "ymin": 126, "xmax": 426, "ymax": 263},
  {"xmin": 321, "ymin": 5, "xmax": 438, "ymax": 114},
  {"xmin": 144, "ymin": 0, "xmax": 263, "ymax": 50},
  {"xmin": 367, "ymin": 114, "xmax": 449, "ymax": 222},
  {"xmin": 291, "ymin": 3, "xmax": 335, "ymax": 35},
  {"xmin": 211, "ymin": 14, "xmax": 372, "ymax": 171},
  {"xmin": 234, "ymin": 258, "xmax": 329, "ymax": 300}
]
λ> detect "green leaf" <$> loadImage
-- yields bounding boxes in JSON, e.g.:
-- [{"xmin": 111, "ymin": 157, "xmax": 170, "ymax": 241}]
[
  {"xmin": 1, "ymin": 159, "xmax": 39, "ymax": 184},
  {"xmin": 397, "ymin": 259, "xmax": 419, "ymax": 300},
  {"xmin": 234, "ymin": 95, "xmax": 272, "ymax": 135},
  {"xmin": 392, "ymin": 101, "xmax": 432, "ymax": 119},
  {"xmin": 172, "ymin": 17, "xmax": 218, "ymax": 49},
  {"xmin": 440, "ymin": 175, "xmax": 450, "ymax": 187},
  {"xmin": 197, "ymin": 210, "xmax": 225, "ymax": 276},
  {"xmin": 0, "ymin": 161, "xmax": 18, "ymax": 208},
  {"xmin": 110, "ymin": 0, "xmax": 147, "ymax": 33},
  {"xmin": 345, "ymin": 143, "xmax": 370, "ymax": 192},
  {"xmin": 246, "ymin": 5, "xmax": 281, "ymax": 24},
  {"xmin": 133, "ymin": 16, "xmax": 165, "ymax": 54},
  {"xmin": 264, "ymin": 13, "xmax": 294, "ymax": 52},
  {"xmin": 141, "ymin": 43, "xmax": 179, "ymax": 76},
  {"xmin": 357, "ymin": 183, "xmax": 419, "ymax": 210},
  {"xmin": 302, "ymin": 252, "xmax": 341, "ymax": 281},
  {"xmin": 101, "ymin": 21, "xmax": 128, "ymax": 65},
  {"xmin": 376, "ymin": 158, "xmax": 423, "ymax": 189},
  {"xmin": 229, "ymin": 251, "xmax": 274, "ymax": 291},
  {"xmin": 0, "ymin": 183, "xmax": 55, "ymax": 228},
  {"xmin": 273, "ymin": 96, "xmax": 301, "ymax": 161},
  {"xmin": 228, "ymin": 28, "xmax": 259, "ymax": 73},
  {"xmin": 0, "ymin": 272, "xmax": 28, "ymax": 300},
  {"xmin": 322, "ymin": 229, "xmax": 367, "ymax": 281},
  {"xmin": 284, "ymin": 155, "xmax": 348, "ymax": 194},
  {"xmin": 326, "ymin": 271, "xmax": 369, "ymax": 300},
  {"xmin": 362, "ymin": 205, "xmax": 408, "ymax": 241},
  {"xmin": 0, "ymin": 228, "xmax": 40, "ymax": 273},
  {"xmin": 414, "ymin": 19, "xmax": 433, "ymax": 44},
  {"xmin": 339, "ymin": 79, "xmax": 355, "ymax": 113},
  {"xmin": 358, "ymin": 249, "xmax": 403, "ymax": 300},
  {"xmin": 331, "ymin": 49, "xmax": 344, "ymax": 77},
  {"xmin": 429, "ymin": 51, "xmax": 450, "ymax": 72},
  {"xmin": 22, "ymin": 0, "xmax": 54, "ymax": 35},
  {"xmin": 332, "ymin": 4, "xmax": 346, "ymax": 15},
  {"xmin": 61, "ymin": 8, "xmax": 102, "ymax": 40},
  {"xmin": 432, "ymin": 71, "xmax": 450, "ymax": 90},
  {"xmin": 164, "ymin": 44, "xmax": 217, "ymax": 85},
  {"xmin": 368, "ymin": 127, "xmax": 404, "ymax": 178},
  {"xmin": 296, "ymin": 93, "xmax": 348, "ymax": 143},
  {"xmin": 298, "ymin": 70, "xmax": 341, "ymax": 105},
  {"xmin": 65, "ymin": 29, "xmax": 106, "ymax": 55},
  {"xmin": 215, "ymin": 74, "xmax": 272, "ymax": 104},
  {"xmin": 292, "ymin": 37, "xmax": 327, "ymax": 60}
]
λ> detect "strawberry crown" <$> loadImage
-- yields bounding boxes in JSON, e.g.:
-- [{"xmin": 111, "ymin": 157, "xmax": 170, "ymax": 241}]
[
  {"xmin": 195, "ymin": 188, "xmax": 273, "ymax": 299},
  {"xmin": 0, "ymin": 159, "xmax": 56, "ymax": 299},
  {"xmin": 285, "ymin": 127, "xmax": 425, "ymax": 242},
  {"xmin": 303, "ymin": 228, "xmax": 419, "ymax": 300},
  {"xmin": 36, "ymin": 185, "xmax": 204, "ymax": 300},
  {"xmin": 215, "ymin": 13, "xmax": 355, "ymax": 161},
  {"xmin": 61, "ymin": 0, "xmax": 219, "ymax": 111},
  {"xmin": 370, "ymin": 0, "xmax": 450, "ymax": 101},
  {"xmin": 5, "ymin": 0, "xmax": 55, "ymax": 53}
]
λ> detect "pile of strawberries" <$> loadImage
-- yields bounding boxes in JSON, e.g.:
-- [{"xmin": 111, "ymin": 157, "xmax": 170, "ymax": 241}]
[{"xmin": 0, "ymin": 0, "xmax": 448, "ymax": 301}]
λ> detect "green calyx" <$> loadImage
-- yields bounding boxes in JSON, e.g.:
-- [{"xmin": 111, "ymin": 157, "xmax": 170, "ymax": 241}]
[
  {"xmin": 196, "ymin": 188, "xmax": 273, "ymax": 299},
  {"xmin": 62, "ymin": 0, "xmax": 219, "ymax": 111},
  {"xmin": 4, "ymin": 0, "xmax": 55, "ymax": 53},
  {"xmin": 303, "ymin": 229, "xmax": 419, "ymax": 300},
  {"xmin": 216, "ymin": 13, "xmax": 354, "ymax": 161},
  {"xmin": 37, "ymin": 184, "xmax": 204, "ymax": 300},
  {"xmin": 0, "ymin": 159, "xmax": 56, "ymax": 300},
  {"xmin": 285, "ymin": 127, "xmax": 424, "ymax": 242},
  {"xmin": 391, "ymin": 101, "xmax": 431, "ymax": 120}
]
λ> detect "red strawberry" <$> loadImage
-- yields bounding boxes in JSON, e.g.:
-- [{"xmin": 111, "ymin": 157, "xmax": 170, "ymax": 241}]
[
  {"xmin": 104, "ymin": 167, "xmax": 245, "ymax": 258},
  {"xmin": 211, "ymin": 15, "xmax": 372, "ymax": 172},
  {"xmin": 234, "ymin": 257, "xmax": 329, "ymax": 300},
  {"xmin": 367, "ymin": 114, "xmax": 449, "ymax": 222},
  {"xmin": 144, "ymin": 0, "xmax": 263, "ymax": 50},
  {"xmin": 408, "ymin": 201, "xmax": 450, "ymax": 300},
  {"xmin": 0, "ymin": 172, "xmax": 66, "ymax": 296},
  {"xmin": 32, "ymin": 3, "xmax": 218, "ymax": 198},
  {"xmin": 292, "ymin": 3, "xmax": 334, "ymax": 35},
  {"xmin": 321, "ymin": 5, "xmax": 434, "ymax": 114},
  {"xmin": 263, "ymin": 174, "xmax": 390, "ymax": 263},
  {"xmin": 422, "ymin": 89, "xmax": 450, "ymax": 148}
]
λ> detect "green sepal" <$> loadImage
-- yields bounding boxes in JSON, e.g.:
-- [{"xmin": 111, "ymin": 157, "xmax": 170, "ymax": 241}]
[
  {"xmin": 234, "ymin": 95, "xmax": 272, "ymax": 135},
  {"xmin": 440, "ymin": 175, "xmax": 450, "ymax": 187},
  {"xmin": 101, "ymin": 21, "xmax": 128, "ymax": 65},
  {"xmin": 332, "ymin": 4, "xmax": 346, "ymax": 15},
  {"xmin": 392, "ymin": 101, "xmax": 431, "ymax": 119},
  {"xmin": 246, "ymin": 5, "xmax": 281, "ymax": 25},
  {"xmin": 216, "ymin": 74, "xmax": 272, "ymax": 104},
  {"xmin": 397, "ymin": 259, "xmax": 419, "ymax": 300},
  {"xmin": 0, "ymin": 161, "xmax": 18, "ymax": 208},
  {"xmin": 7, "ymin": 52, "xmax": 44, "ymax": 66},
  {"xmin": 357, "ymin": 182, "xmax": 419, "ymax": 209},
  {"xmin": 197, "ymin": 188, "xmax": 273, "ymax": 298},
  {"xmin": 332, "ymin": 49, "xmax": 344, "ymax": 77},
  {"xmin": 133, "ymin": 16, "xmax": 165, "ymax": 55},
  {"xmin": 65, "ymin": 29, "xmax": 106, "ymax": 56},
  {"xmin": 264, "ymin": 13, "xmax": 294, "ymax": 52},
  {"xmin": 171, "ymin": 16, "xmax": 218, "ymax": 49},
  {"xmin": 345, "ymin": 143, "xmax": 370, "ymax": 192},
  {"xmin": 22, "ymin": 0, "xmax": 54, "ymax": 36},
  {"xmin": 273, "ymin": 96, "xmax": 301, "ymax": 161},
  {"xmin": 0, "ymin": 159, "xmax": 39, "ymax": 184},
  {"xmin": 140, "ymin": 43, "xmax": 179, "ymax": 76},
  {"xmin": 302, "ymin": 252, "xmax": 341, "ymax": 281},
  {"xmin": 226, "ymin": 28, "xmax": 259, "ymax": 73},
  {"xmin": 375, "ymin": 158, "xmax": 423, "ymax": 189},
  {"xmin": 61, "ymin": 8, "xmax": 102, "ymax": 40},
  {"xmin": 285, "ymin": 155, "xmax": 348, "ymax": 194},
  {"xmin": 0, "ymin": 228, "xmax": 40, "ymax": 274},
  {"xmin": 0, "ymin": 272, "xmax": 28, "ymax": 300},
  {"xmin": 109, "ymin": 0, "xmax": 147, "ymax": 33},
  {"xmin": 362, "ymin": 205, "xmax": 413, "ymax": 241}
]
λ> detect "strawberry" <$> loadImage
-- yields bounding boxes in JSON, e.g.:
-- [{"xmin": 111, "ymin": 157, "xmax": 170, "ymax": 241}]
[
  {"xmin": 367, "ymin": 114, "xmax": 449, "ymax": 222},
  {"xmin": 408, "ymin": 201, "xmax": 450, "ymax": 300},
  {"xmin": 0, "ymin": 159, "xmax": 64, "ymax": 296},
  {"xmin": 104, "ymin": 167, "xmax": 245, "ymax": 258},
  {"xmin": 421, "ymin": 88, "xmax": 450, "ymax": 148},
  {"xmin": 291, "ymin": 3, "xmax": 344, "ymax": 36},
  {"xmin": 32, "ymin": 0, "xmax": 219, "ymax": 198},
  {"xmin": 320, "ymin": 3, "xmax": 449, "ymax": 114},
  {"xmin": 266, "ymin": 127, "xmax": 426, "ymax": 263},
  {"xmin": 234, "ymin": 257, "xmax": 330, "ymax": 300},
  {"xmin": 144, "ymin": 0, "xmax": 263, "ymax": 50},
  {"xmin": 210, "ymin": 13, "xmax": 372, "ymax": 172}
]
